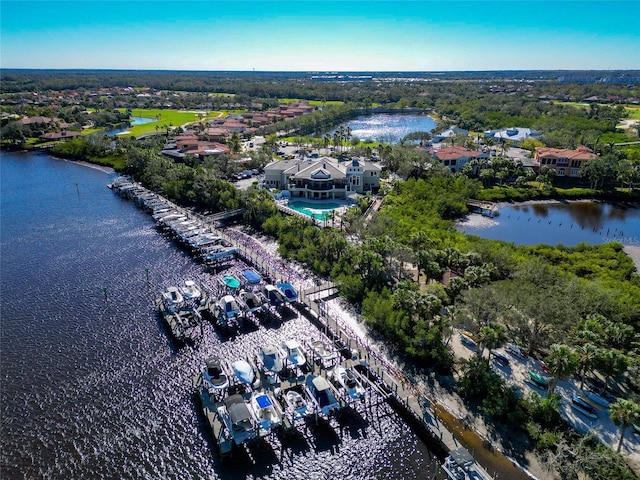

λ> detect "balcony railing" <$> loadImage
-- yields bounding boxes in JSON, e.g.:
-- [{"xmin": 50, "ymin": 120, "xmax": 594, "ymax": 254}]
[{"xmin": 289, "ymin": 183, "xmax": 347, "ymax": 191}]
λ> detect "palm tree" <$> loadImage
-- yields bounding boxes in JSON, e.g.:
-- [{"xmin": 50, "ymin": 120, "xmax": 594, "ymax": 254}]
[
  {"xmin": 596, "ymin": 348, "xmax": 629, "ymax": 389},
  {"xmin": 477, "ymin": 323, "xmax": 507, "ymax": 361},
  {"xmin": 544, "ymin": 344, "xmax": 579, "ymax": 396},
  {"xmin": 576, "ymin": 343, "xmax": 599, "ymax": 390},
  {"xmin": 609, "ymin": 398, "xmax": 640, "ymax": 453},
  {"xmin": 323, "ymin": 133, "xmax": 331, "ymax": 153}
]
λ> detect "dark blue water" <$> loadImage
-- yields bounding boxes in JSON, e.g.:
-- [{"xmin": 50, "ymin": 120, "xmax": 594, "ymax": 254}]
[
  {"xmin": 332, "ymin": 114, "xmax": 437, "ymax": 144},
  {"xmin": 458, "ymin": 201, "xmax": 640, "ymax": 247},
  {"xmin": 1, "ymin": 152, "xmax": 438, "ymax": 479}
]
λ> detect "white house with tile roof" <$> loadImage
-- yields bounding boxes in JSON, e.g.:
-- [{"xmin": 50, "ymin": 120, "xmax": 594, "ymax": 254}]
[{"xmin": 264, "ymin": 157, "xmax": 380, "ymax": 199}]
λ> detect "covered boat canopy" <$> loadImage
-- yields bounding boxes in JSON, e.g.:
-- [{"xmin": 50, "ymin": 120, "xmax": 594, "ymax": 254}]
[
  {"xmin": 223, "ymin": 394, "xmax": 253, "ymax": 430},
  {"xmin": 242, "ymin": 269, "xmax": 262, "ymax": 285}
]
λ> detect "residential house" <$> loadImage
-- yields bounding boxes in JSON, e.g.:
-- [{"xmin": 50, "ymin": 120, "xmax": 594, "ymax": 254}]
[
  {"xmin": 39, "ymin": 130, "xmax": 82, "ymax": 141},
  {"xmin": 431, "ymin": 146, "xmax": 489, "ymax": 173},
  {"xmin": 161, "ymin": 131, "xmax": 229, "ymax": 159},
  {"xmin": 534, "ymin": 146, "xmax": 598, "ymax": 178},
  {"xmin": 484, "ymin": 127, "xmax": 540, "ymax": 144},
  {"xmin": 432, "ymin": 126, "xmax": 469, "ymax": 144},
  {"xmin": 264, "ymin": 157, "xmax": 380, "ymax": 199}
]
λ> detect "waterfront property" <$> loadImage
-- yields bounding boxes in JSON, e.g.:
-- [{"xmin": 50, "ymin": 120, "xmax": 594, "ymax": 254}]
[
  {"xmin": 431, "ymin": 146, "xmax": 489, "ymax": 173},
  {"xmin": 431, "ymin": 126, "xmax": 469, "ymax": 144},
  {"xmin": 534, "ymin": 145, "xmax": 598, "ymax": 178},
  {"xmin": 263, "ymin": 156, "xmax": 381, "ymax": 198},
  {"xmin": 160, "ymin": 131, "xmax": 230, "ymax": 159}
]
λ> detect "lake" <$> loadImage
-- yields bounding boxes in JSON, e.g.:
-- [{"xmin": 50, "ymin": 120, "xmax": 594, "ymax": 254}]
[
  {"xmin": 105, "ymin": 116, "xmax": 156, "ymax": 136},
  {"xmin": 458, "ymin": 201, "xmax": 640, "ymax": 247},
  {"xmin": 0, "ymin": 151, "xmax": 440, "ymax": 479},
  {"xmin": 331, "ymin": 113, "xmax": 437, "ymax": 144}
]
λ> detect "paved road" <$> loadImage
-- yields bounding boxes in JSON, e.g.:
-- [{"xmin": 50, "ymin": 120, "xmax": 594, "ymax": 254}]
[{"xmin": 450, "ymin": 331, "xmax": 640, "ymax": 471}]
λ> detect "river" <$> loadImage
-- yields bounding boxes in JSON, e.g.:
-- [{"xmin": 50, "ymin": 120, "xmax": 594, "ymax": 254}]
[{"xmin": 0, "ymin": 151, "xmax": 440, "ymax": 479}]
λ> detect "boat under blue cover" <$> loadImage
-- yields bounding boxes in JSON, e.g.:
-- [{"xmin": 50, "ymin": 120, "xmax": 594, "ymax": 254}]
[{"xmin": 242, "ymin": 269, "xmax": 262, "ymax": 285}]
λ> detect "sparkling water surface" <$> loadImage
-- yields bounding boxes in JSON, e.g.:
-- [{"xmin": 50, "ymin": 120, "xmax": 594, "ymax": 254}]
[
  {"xmin": 331, "ymin": 114, "xmax": 437, "ymax": 144},
  {"xmin": 1, "ymin": 152, "xmax": 438, "ymax": 479}
]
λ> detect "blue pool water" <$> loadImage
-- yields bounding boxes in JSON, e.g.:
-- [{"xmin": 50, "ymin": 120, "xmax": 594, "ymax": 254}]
[{"xmin": 287, "ymin": 200, "xmax": 346, "ymax": 220}]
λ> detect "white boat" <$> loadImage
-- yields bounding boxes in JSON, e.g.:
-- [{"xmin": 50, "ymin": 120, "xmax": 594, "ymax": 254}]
[
  {"xmin": 231, "ymin": 359, "xmax": 260, "ymax": 389},
  {"xmin": 178, "ymin": 227, "xmax": 208, "ymax": 242},
  {"xmin": 161, "ymin": 286, "xmax": 184, "ymax": 310},
  {"xmin": 332, "ymin": 365, "xmax": 365, "ymax": 400},
  {"xmin": 203, "ymin": 245, "xmax": 238, "ymax": 262},
  {"xmin": 308, "ymin": 339, "xmax": 338, "ymax": 368},
  {"xmin": 180, "ymin": 280, "xmax": 201, "ymax": 301},
  {"xmin": 305, "ymin": 374, "xmax": 341, "ymax": 416},
  {"xmin": 276, "ymin": 282, "xmax": 298, "ymax": 303},
  {"xmin": 250, "ymin": 391, "xmax": 282, "ymax": 435},
  {"xmin": 281, "ymin": 339, "xmax": 306, "ymax": 368},
  {"xmin": 202, "ymin": 356, "xmax": 229, "ymax": 392},
  {"xmin": 218, "ymin": 394, "xmax": 257, "ymax": 445},
  {"xmin": 258, "ymin": 345, "xmax": 284, "ymax": 374},
  {"xmin": 262, "ymin": 284, "xmax": 284, "ymax": 307},
  {"xmin": 282, "ymin": 388, "xmax": 313, "ymax": 420},
  {"xmin": 190, "ymin": 234, "xmax": 222, "ymax": 249},
  {"xmin": 218, "ymin": 295, "xmax": 242, "ymax": 319},
  {"xmin": 443, "ymin": 447, "xmax": 491, "ymax": 480},
  {"xmin": 239, "ymin": 289, "xmax": 266, "ymax": 313}
]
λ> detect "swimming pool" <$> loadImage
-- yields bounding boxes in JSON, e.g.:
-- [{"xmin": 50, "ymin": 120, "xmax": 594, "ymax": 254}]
[{"xmin": 287, "ymin": 200, "xmax": 348, "ymax": 221}]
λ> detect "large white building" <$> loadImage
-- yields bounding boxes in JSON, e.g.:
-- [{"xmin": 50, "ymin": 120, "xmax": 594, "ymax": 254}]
[{"xmin": 263, "ymin": 157, "xmax": 381, "ymax": 199}]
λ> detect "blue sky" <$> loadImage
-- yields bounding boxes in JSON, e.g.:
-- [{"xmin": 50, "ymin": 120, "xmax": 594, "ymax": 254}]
[{"xmin": 1, "ymin": 1, "xmax": 639, "ymax": 71}]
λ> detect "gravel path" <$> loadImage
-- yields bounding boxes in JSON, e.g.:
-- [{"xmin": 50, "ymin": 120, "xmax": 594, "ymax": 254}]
[{"xmin": 623, "ymin": 245, "xmax": 640, "ymax": 273}]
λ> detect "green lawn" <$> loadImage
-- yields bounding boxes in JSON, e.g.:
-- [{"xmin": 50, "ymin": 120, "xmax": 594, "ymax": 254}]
[
  {"xmin": 553, "ymin": 101, "xmax": 640, "ymax": 120},
  {"xmin": 551, "ymin": 101, "xmax": 589, "ymax": 109},
  {"xmin": 110, "ymin": 108, "xmax": 225, "ymax": 137},
  {"xmin": 624, "ymin": 105, "xmax": 640, "ymax": 120},
  {"xmin": 279, "ymin": 98, "xmax": 343, "ymax": 106}
]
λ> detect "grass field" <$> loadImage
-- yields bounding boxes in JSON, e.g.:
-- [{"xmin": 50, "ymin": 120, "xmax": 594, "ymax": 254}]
[
  {"xmin": 553, "ymin": 101, "xmax": 640, "ymax": 119},
  {"xmin": 109, "ymin": 108, "xmax": 225, "ymax": 137},
  {"xmin": 279, "ymin": 98, "xmax": 344, "ymax": 106},
  {"xmin": 624, "ymin": 105, "xmax": 640, "ymax": 120}
]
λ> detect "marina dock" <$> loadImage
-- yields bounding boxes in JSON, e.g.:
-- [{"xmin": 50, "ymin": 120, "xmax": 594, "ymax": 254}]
[{"xmin": 111, "ymin": 177, "xmax": 530, "ymax": 479}]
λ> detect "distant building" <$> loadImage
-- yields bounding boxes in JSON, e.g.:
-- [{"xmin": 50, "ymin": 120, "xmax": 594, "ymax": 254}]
[
  {"xmin": 431, "ymin": 146, "xmax": 489, "ymax": 173},
  {"xmin": 534, "ymin": 146, "xmax": 598, "ymax": 178},
  {"xmin": 264, "ymin": 157, "xmax": 380, "ymax": 199},
  {"xmin": 39, "ymin": 130, "xmax": 82, "ymax": 141},
  {"xmin": 160, "ymin": 131, "xmax": 229, "ymax": 159},
  {"xmin": 484, "ymin": 127, "xmax": 540, "ymax": 143},
  {"xmin": 432, "ymin": 126, "xmax": 469, "ymax": 144}
]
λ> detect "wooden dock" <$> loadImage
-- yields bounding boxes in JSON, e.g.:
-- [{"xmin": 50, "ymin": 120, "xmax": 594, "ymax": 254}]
[
  {"xmin": 111, "ymin": 178, "xmax": 528, "ymax": 479},
  {"xmin": 467, "ymin": 200, "xmax": 497, "ymax": 216}
]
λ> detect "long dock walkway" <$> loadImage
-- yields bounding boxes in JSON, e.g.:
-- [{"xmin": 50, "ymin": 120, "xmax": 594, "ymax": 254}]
[{"xmin": 110, "ymin": 177, "xmax": 531, "ymax": 479}]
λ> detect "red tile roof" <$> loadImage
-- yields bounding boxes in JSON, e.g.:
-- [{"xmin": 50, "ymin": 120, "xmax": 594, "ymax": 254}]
[
  {"xmin": 535, "ymin": 146, "xmax": 597, "ymax": 161},
  {"xmin": 433, "ymin": 146, "xmax": 482, "ymax": 160}
]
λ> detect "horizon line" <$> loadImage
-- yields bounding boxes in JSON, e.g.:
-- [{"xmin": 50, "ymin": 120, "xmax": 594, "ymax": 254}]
[{"xmin": 3, "ymin": 68, "xmax": 640, "ymax": 73}]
